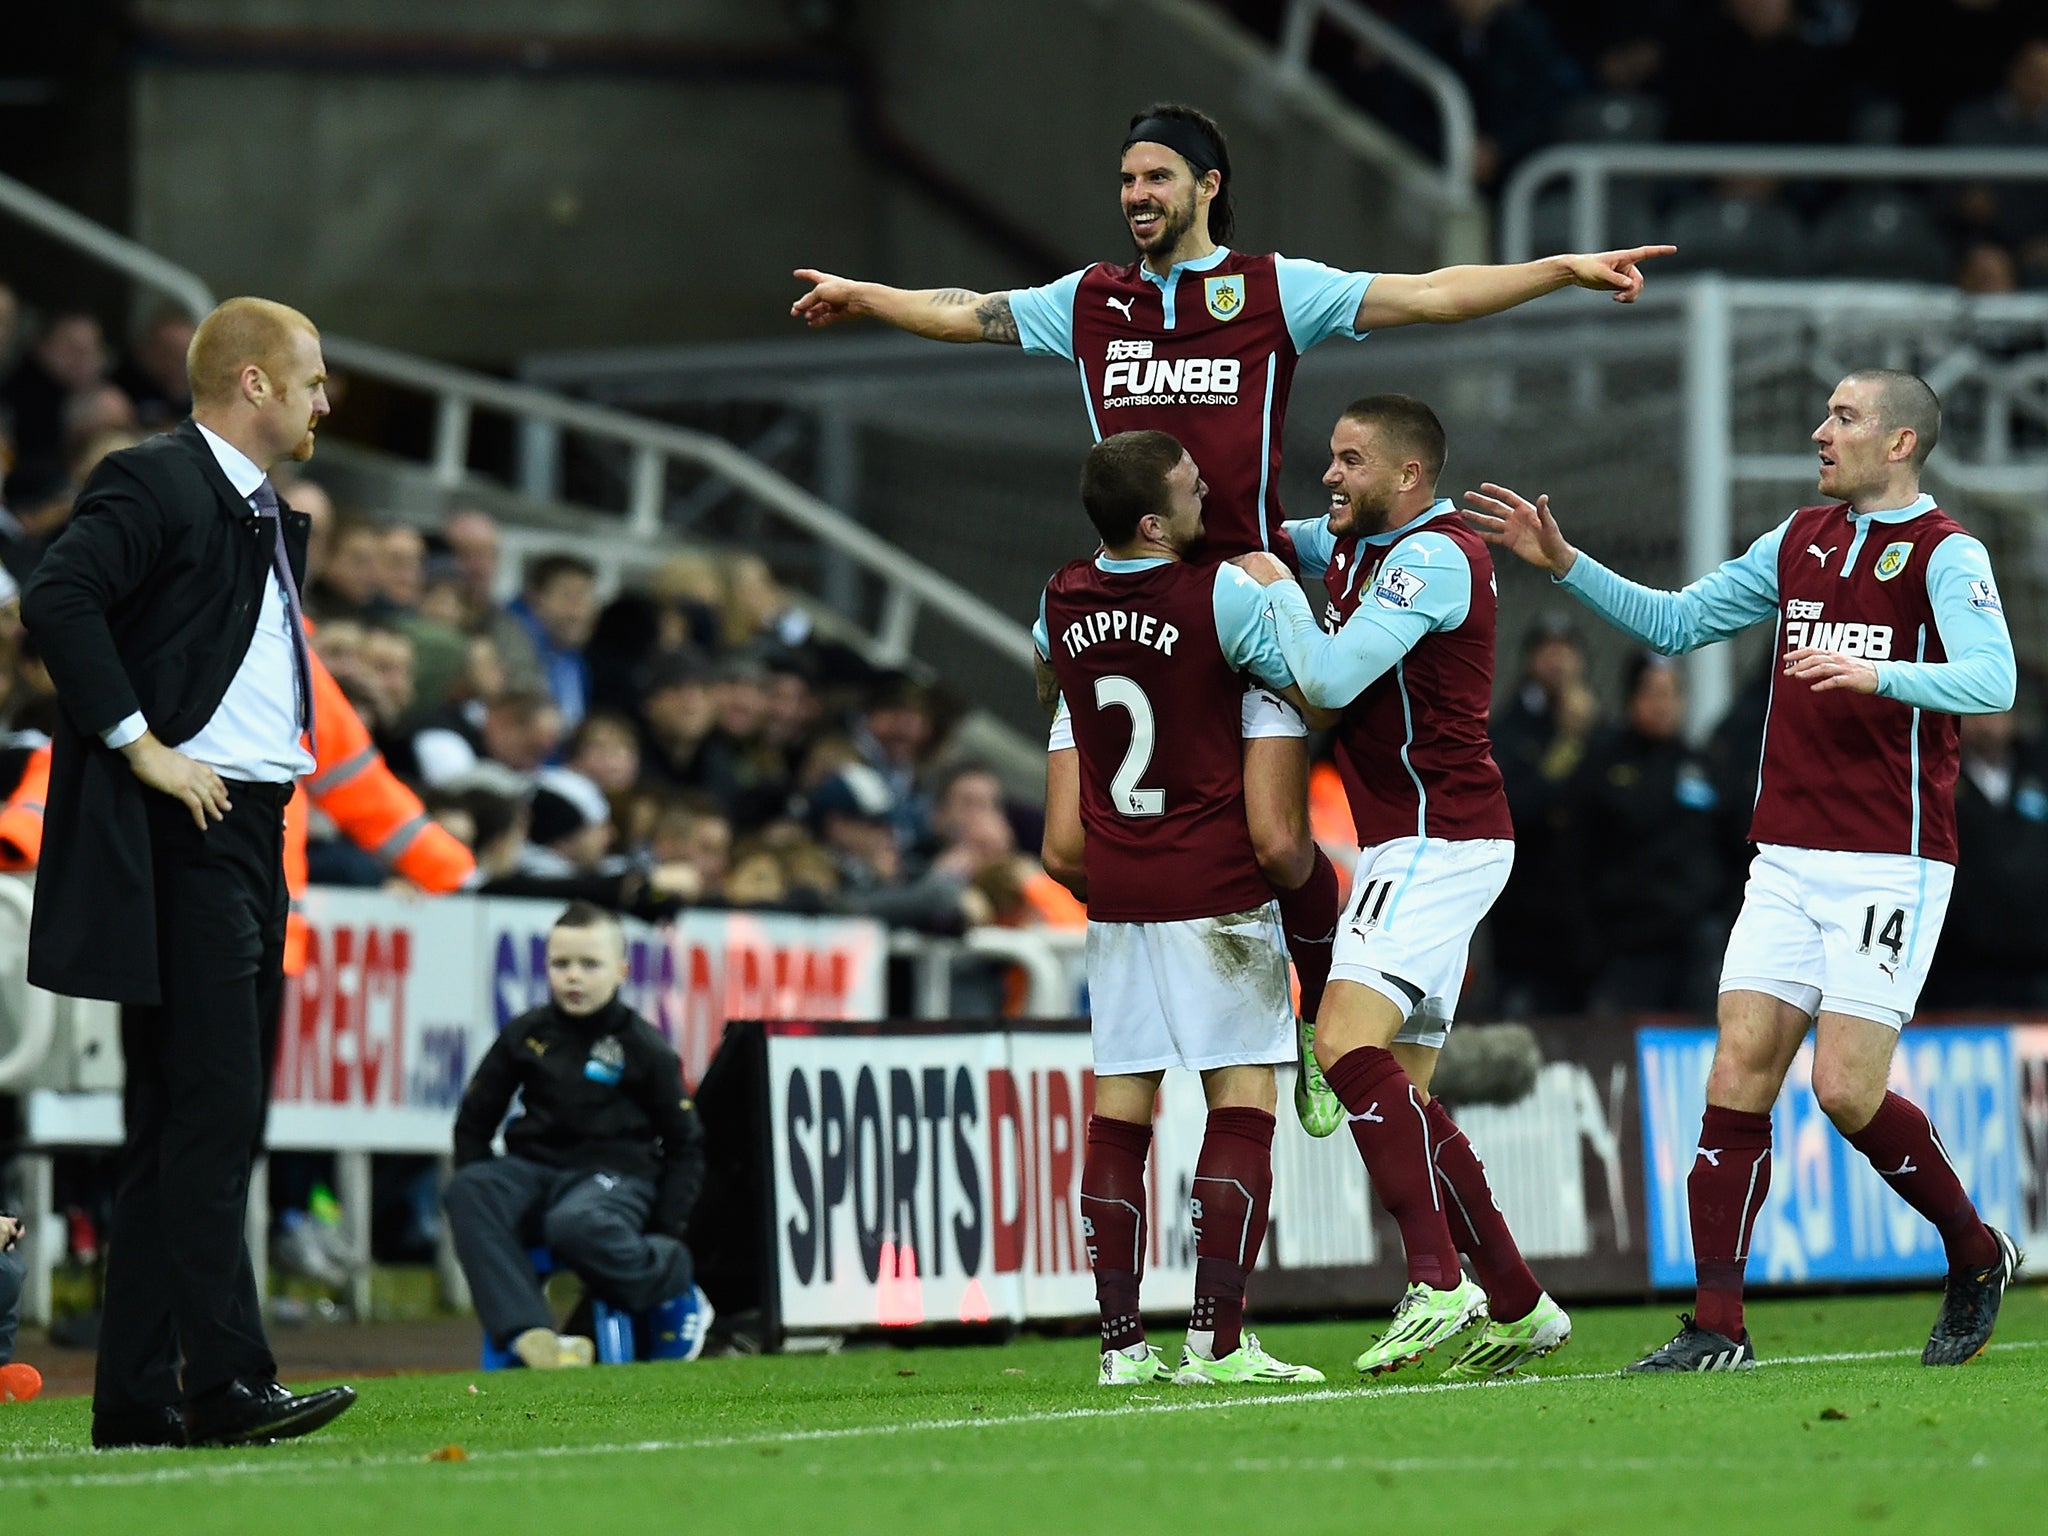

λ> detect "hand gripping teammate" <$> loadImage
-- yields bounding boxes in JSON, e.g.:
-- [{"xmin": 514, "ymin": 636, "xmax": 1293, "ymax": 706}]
[
  {"xmin": 1039, "ymin": 430, "xmax": 1323, "ymax": 1388},
  {"xmin": 796, "ymin": 102, "xmax": 1673, "ymax": 1135},
  {"xmin": 1467, "ymin": 370, "xmax": 2024, "ymax": 1371},
  {"xmin": 1233, "ymin": 396, "xmax": 1570, "ymax": 1379}
]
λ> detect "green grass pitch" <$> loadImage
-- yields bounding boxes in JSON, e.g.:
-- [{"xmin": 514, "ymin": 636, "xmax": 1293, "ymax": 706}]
[{"xmin": 4, "ymin": 1289, "xmax": 2045, "ymax": 1535}]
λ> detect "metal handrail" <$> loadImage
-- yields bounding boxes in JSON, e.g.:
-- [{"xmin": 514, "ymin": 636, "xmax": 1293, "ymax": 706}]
[
  {"xmin": 1275, "ymin": 0, "xmax": 1478, "ymax": 207},
  {"xmin": 0, "ymin": 171, "xmax": 1038, "ymax": 675},
  {"xmin": 0, "ymin": 173, "xmax": 216, "ymax": 320},
  {"xmin": 1502, "ymin": 144, "xmax": 2048, "ymax": 263}
]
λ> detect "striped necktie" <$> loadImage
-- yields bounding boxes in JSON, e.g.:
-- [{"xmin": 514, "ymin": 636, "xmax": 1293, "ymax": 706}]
[{"xmin": 251, "ymin": 477, "xmax": 315, "ymax": 749}]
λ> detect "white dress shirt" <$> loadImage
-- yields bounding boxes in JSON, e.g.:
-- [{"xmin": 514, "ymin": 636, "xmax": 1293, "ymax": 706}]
[{"xmin": 100, "ymin": 424, "xmax": 315, "ymax": 783}]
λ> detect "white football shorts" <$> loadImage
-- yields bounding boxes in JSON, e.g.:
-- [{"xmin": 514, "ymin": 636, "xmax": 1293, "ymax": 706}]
[
  {"xmin": 1718, "ymin": 843, "xmax": 1954, "ymax": 1031},
  {"xmin": 1329, "ymin": 836, "xmax": 1515, "ymax": 1051},
  {"xmin": 1046, "ymin": 687, "xmax": 1305, "ymax": 752},
  {"xmin": 1086, "ymin": 902, "xmax": 1295, "ymax": 1076}
]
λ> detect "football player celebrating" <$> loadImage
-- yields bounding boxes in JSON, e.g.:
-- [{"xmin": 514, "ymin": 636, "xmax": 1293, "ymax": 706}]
[
  {"xmin": 1233, "ymin": 396, "xmax": 1571, "ymax": 1379},
  {"xmin": 1039, "ymin": 430, "xmax": 1322, "ymax": 1387},
  {"xmin": 1467, "ymin": 370, "xmax": 2024, "ymax": 1371},
  {"xmin": 795, "ymin": 103, "xmax": 1673, "ymax": 1135}
]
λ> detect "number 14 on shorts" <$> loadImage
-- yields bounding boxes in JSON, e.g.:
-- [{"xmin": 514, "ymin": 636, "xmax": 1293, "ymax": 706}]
[{"xmin": 1859, "ymin": 903, "xmax": 1907, "ymax": 975}]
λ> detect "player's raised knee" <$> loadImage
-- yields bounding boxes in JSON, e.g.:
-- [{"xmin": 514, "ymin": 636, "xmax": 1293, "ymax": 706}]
[{"xmin": 1809, "ymin": 1057, "xmax": 1886, "ymax": 1133}]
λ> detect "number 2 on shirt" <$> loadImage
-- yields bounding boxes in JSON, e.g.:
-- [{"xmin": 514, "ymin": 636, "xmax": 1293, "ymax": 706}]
[{"xmin": 1094, "ymin": 675, "xmax": 1163, "ymax": 817}]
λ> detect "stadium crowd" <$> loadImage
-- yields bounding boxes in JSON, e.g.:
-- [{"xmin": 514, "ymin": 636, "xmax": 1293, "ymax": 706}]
[
  {"xmin": 0, "ymin": 277, "xmax": 1078, "ymax": 948},
  {"xmin": 1221, "ymin": 0, "xmax": 2048, "ymax": 290},
  {"xmin": 2, "ymin": 276, "xmax": 2044, "ymax": 1016}
]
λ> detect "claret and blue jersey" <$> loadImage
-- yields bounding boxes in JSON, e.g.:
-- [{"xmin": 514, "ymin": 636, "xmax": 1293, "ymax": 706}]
[
  {"xmin": 1263, "ymin": 500, "xmax": 1513, "ymax": 847},
  {"xmin": 1557, "ymin": 493, "xmax": 2016, "ymax": 862},
  {"xmin": 1034, "ymin": 555, "xmax": 1296, "ymax": 923},
  {"xmin": 1008, "ymin": 250, "xmax": 1376, "ymax": 562}
]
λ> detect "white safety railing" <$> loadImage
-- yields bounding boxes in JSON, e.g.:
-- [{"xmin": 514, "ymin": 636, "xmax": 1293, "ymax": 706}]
[
  {"xmin": 0, "ymin": 172, "xmax": 1037, "ymax": 677},
  {"xmin": 1274, "ymin": 0, "xmax": 1477, "ymax": 209},
  {"xmin": 1501, "ymin": 144, "xmax": 2048, "ymax": 264},
  {"xmin": 0, "ymin": 878, "xmax": 56, "ymax": 1090}
]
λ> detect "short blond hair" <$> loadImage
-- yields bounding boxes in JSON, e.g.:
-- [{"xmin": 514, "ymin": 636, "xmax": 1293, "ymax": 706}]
[{"xmin": 187, "ymin": 296, "xmax": 318, "ymax": 409}]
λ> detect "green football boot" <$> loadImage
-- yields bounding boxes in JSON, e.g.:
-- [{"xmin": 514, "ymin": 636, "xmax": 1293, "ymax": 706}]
[
  {"xmin": 1098, "ymin": 1342, "xmax": 1173, "ymax": 1387},
  {"xmin": 1442, "ymin": 1292, "xmax": 1572, "ymax": 1379},
  {"xmin": 1174, "ymin": 1333, "xmax": 1327, "ymax": 1386},
  {"xmin": 1293, "ymin": 1018, "xmax": 1344, "ymax": 1138},
  {"xmin": 1353, "ymin": 1276, "xmax": 1488, "ymax": 1377}
]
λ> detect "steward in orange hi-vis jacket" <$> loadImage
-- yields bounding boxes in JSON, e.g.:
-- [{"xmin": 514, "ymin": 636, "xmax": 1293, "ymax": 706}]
[
  {"xmin": 284, "ymin": 643, "xmax": 473, "ymax": 972},
  {"xmin": 0, "ymin": 741, "xmax": 50, "ymax": 871}
]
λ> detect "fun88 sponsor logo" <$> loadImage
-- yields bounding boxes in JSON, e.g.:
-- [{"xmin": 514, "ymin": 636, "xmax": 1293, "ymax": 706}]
[
  {"xmin": 1101, "ymin": 352, "xmax": 1241, "ymax": 406},
  {"xmin": 1783, "ymin": 599, "xmax": 1892, "ymax": 659}
]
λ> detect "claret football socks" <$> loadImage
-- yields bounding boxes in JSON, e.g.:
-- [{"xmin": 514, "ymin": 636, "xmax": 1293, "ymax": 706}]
[
  {"xmin": 1276, "ymin": 848, "xmax": 1340, "ymax": 1034},
  {"xmin": 1186, "ymin": 1107, "xmax": 1275, "ymax": 1360},
  {"xmin": 1325, "ymin": 1046, "xmax": 1464, "ymax": 1290},
  {"xmin": 1424, "ymin": 1096, "xmax": 1543, "ymax": 1325},
  {"xmin": 1081, "ymin": 1115, "xmax": 1154, "ymax": 1357},
  {"xmin": 1686, "ymin": 1104, "xmax": 1773, "ymax": 1341}
]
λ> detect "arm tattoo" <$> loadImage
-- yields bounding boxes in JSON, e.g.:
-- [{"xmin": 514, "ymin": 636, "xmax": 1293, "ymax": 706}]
[
  {"xmin": 931, "ymin": 289, "xmax": 978, "ymax": 305},
  {"xmin": 1034, "ymin": 657, "xmax": 1061, "ymax": 716},
  {"xmin": 975, "ymin": 293, "xmax": 1019, "ymax": 345}
]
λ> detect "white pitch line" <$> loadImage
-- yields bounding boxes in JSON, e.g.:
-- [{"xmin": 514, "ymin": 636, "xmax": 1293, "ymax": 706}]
[{"xmin": 3, "ymin": 1337, "xmax": 2041, "ymax": 1492}]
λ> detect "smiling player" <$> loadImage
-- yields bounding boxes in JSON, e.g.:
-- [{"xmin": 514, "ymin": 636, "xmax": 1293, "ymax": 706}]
[
  {"xmin": 1234, "ymin": 396, "xmax": 1570, "ymax": 1379},
  {"xmin": 1466, "ymin": 370, "xmax": 2025, "ymax": 1371},
  {"xmin": 793, "ymin": 103, "xmax": 1673, "ymax": 1131}
]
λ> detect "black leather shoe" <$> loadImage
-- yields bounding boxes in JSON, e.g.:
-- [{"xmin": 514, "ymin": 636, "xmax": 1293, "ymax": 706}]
[
  {"xmin": 185, "ymin": 1379, "xmax": 357, "ymax": 1447},
  {"xmin": 91, "ymin": 1405, "xmax": 188, "ymax": 1450}
]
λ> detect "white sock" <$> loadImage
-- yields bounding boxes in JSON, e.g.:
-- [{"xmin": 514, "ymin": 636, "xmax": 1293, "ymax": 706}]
[{"xmin": 1184, "ymin": 1329, "xmax": 1216, "ymax": 1361}]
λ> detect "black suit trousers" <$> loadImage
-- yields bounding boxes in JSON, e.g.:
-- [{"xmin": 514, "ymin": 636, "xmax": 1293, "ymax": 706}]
[{"xmin": 94, "ymin": 779, "xmax": 293, "ymax": 1411}]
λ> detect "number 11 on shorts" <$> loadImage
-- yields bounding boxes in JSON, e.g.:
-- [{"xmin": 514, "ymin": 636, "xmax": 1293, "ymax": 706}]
[{"xmin": 1350, "ymin": 878, "xmax": 1394, "ymax": 933}]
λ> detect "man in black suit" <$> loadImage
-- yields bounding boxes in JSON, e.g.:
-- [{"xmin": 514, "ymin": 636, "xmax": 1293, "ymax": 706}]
[{"xmin": 21, "ymin": 296, "xmax": 357, "ymax": 1450}]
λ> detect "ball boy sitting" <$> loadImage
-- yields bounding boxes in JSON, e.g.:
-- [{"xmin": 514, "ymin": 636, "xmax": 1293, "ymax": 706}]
[{"xmin": 444, "ymin": 901, "xmax": 710, "ymax": 1366}]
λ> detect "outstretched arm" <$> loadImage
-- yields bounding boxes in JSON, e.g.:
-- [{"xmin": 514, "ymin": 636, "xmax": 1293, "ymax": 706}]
[
  {"xmin": 1355, "ymin": 247, "xmax": 1676, "ymax": 330},
  {"xmin": 791, "ymin": 270, "xmax": 1019, "ymax": 344},
  {"xmin": 1464, "ymin": 483, "xmax": 1782, "ymax": 657}
]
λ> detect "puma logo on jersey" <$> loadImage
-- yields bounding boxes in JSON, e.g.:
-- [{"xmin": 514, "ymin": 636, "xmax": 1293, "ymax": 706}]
[
  {"xmin": 1696, "ymin": 1147, "xmax": 1721, "ymax": 1166},
  {"xmin": 1106, "ymin": 295, "xmax": 1135, "ymax": 321},
  {"xmin": 1347, "ymin": 1103, "xmax": 1385, "ymax": 1124},
  {"xmin": 1880, "ymin": 1156, "xmax": 1917, "ymax": 1177},
  {"xmin": 1879, "ymin": 960, "xmax": 1898, "ymax": 981},
  {"xmin": 1783, "ymin": 618, "xmax": 1893, "ymax": 658},
  {"xmin": 1807, "ymin": 543, "xmax": 1838, "ymax": 568}
]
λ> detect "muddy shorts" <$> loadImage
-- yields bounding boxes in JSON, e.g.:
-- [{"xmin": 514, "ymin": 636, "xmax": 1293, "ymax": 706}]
[{"xmin": 1084, "ymin": 902, "xmax": 1294, "ymax": 1076}]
